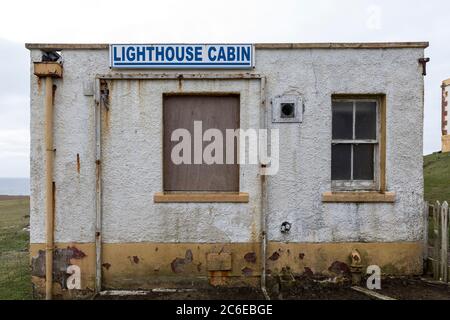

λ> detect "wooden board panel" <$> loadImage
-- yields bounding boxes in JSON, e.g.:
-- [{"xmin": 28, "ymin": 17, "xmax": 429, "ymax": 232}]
[
  {"xmin": 163, "ymin": 95, "xmax": 239, "ymax": 192},
  {"xmin": 33, "ymin": 62, "xmax": 63, "ymax": 78},
  {"xmin": 322, "ymin": 191, "xmax": 396, "ymax": 203},
  {"xmin": 25, "ymin": 42, "xmax": 430, "ymax": 50},
  {"xmin": 153, "ymin": 192, "xmax": 249, "ymax": 203}
]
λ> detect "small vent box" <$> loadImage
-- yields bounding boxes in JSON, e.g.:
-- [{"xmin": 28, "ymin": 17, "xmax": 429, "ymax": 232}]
[{"xmin": 272, "ymin": 95, "xmax": 303, "ymax": 123}]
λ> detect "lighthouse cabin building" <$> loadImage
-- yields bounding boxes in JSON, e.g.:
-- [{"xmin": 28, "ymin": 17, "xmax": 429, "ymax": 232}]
[{"xmin": 27, "ymin": 42, "xmax": 428, "ymax": 298}]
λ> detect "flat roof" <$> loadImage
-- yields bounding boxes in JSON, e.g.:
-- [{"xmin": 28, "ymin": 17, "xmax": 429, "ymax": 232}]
[{"xmin": 25, "ymin": 42, "xmax": 429, "ymax": 50}]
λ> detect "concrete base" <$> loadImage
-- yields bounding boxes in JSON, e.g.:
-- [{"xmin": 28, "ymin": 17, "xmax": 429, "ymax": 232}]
[
  {"xmin": 30, "ymin": 241, "xmax": 423, "ymax": 299},
  {"xmin": 443, "ymin": 135, "xmax": 450, "ymax": 153}
]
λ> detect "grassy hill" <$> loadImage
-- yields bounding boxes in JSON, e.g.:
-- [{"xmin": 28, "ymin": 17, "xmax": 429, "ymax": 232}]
[
  {"xmin": 0, "ymin": 196, "xmax": 31, "ymax": 299},
  {"xmin": 424, "ymin": 152, "xmax": 450, "ymax": 203}
]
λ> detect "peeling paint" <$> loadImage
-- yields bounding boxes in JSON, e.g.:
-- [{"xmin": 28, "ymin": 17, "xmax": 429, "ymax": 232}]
[
  {"xmin": 244, "ymin": 252, "xmax": 257, "ymax": 263},
  {"xmin": 31, "ymin": 246, "xmax": 87, "ymax": 289},
  {"xmin": 303, "ymin": 267, "xmax": 314, "ymax": 277},
  {"xmin": 68, "ymin": 246, "xmax": 86, "ymax": 259},
  {"xmin": 171, "ymin": 249, "xmax": 193, "ymax": 273},
  {"xmin": 241, "ymin": 267, "xmax": 253, "ymax": 276},
  {"xmin": 269, "ymin": 252, "xmax": 280, "ymax": 261},
  {"xmin": 328, "ymin": 261, "xmax": 351, "ymax": 277},
  {"xmin": 102, "ymin": 263, "xmax": 111, "ymax": 270},
  {"xmin": 299, "ymin": 253, "xmax": 305, "ymax": 260}
]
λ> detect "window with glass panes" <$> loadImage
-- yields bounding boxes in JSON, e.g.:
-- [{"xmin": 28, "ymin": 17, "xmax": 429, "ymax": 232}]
[{"xmin": 331, "ymin": 99, "xmax": 378, "ymax": 190}]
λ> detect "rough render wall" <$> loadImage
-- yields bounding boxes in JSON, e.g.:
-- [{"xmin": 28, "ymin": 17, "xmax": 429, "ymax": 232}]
[
  {"xmin": 30, "ymin": 47, "xmax": 425, "ymax": 245},
  {"xmin": 102, "ymin": 79, "xmax": 262, "ymax": 243}
]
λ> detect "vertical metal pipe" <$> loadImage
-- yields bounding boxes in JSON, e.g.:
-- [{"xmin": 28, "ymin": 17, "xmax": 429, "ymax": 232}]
[
  {"xmin": 259, "ymin": 77, "xmax": 270, "ymax": 300},
  {"xmin": 44, "ymin": 76, "xmax": 54, "ymax": 300},
  {"xmin": 94, "ymin": 79, "xmax": 103, "ymax": 293}
]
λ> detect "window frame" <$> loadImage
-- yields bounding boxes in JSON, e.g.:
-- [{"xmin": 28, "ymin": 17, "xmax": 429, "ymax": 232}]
[{"xmin": 331, "ymin": 97, "xmax": 380, "ymax": 191}]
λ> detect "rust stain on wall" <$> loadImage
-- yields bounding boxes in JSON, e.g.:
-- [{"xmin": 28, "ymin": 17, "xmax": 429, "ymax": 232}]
[
  {"xmin": 102, "ymin": 263, "xmax": 111, "ymax": 270},
  {"xmin": 100, "ymin": 80, "xmax": 110, "ymax": 134},
  {"xmin": 127, "ymin": 255, "xmax": 140, "ymax": 264},
  {"xmin": 52, "ymin": 84, "xmax": 57, "ymax": 103},
  {"xmin": 178, "ymin": 76, "xmax": 183, "ymax": 91},
  {"xmin": 76, "ymin": 154, "xmax": 80, "ymax": 174},
  {"xmin": 209, "ymin": 270, "xmax": 230, "ymax": 286}
]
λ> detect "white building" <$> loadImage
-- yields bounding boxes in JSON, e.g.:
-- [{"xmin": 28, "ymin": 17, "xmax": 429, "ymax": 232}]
[{"xmin": 27, "ymin": 42, "xmax": 428, "ymax": 299}]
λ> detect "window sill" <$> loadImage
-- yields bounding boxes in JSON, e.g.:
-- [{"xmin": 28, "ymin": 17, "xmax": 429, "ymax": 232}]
[
  {"xmin": 154, "ymin": 192, "xmax": 249, "ymax": 203},
  {"xmin": 322, "ymin": 191, "xmax": 396, "ymax": 203}
]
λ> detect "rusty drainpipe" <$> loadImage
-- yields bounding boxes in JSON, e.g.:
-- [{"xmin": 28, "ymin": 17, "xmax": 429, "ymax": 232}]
[
  {"xmin": 33, "ymin": 60, "xmax": 63, "ymax": 300},
  {"xmin": 259, "ymin": 76, "xmax": 270, "ymax": 300},
  {"xmin": 94, "ymin": 78, "xmax": 104, "ymax": 293},
  {"xmin": 44, "ymin": 76, "xmax": 55, "ymax": 300}
]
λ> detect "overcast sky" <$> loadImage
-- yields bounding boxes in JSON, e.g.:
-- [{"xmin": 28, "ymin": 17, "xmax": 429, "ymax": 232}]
[{"xmin": 0, "ymin": 0, "xmax": 449, "ymax": 177}]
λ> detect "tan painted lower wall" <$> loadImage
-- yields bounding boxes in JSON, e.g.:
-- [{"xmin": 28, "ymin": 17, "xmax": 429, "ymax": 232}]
[
  {"xmin": 443, "ymin": 135, "xmax": 450, "ymax": 153},
  {"xmin": 30, "ymin": 241, "xmax": 423, "ymax": 298}
]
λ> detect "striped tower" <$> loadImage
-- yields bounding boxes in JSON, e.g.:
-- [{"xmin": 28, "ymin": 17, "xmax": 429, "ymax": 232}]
[{"xmin": 443, "ymin": 79, "xmax": 450, "ymax": 153}]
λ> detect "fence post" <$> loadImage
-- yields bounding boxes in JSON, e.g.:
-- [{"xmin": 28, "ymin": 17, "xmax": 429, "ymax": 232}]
[
  {"xmin": 433, "ymin": 201, "xmax": 441, "ymax": 281},
  {"xmin": 440, "ymin": 201, "xmax": 449, "ymax": 283},
  {"xmin": 423, "ymin": 201, "xmax": 429, "ymax": 262}
]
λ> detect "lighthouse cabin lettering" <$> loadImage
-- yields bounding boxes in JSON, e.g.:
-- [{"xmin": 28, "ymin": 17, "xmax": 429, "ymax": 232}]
[{"xmin": 110, "ymin": 44, "xmax": 253, "ymax": 69}]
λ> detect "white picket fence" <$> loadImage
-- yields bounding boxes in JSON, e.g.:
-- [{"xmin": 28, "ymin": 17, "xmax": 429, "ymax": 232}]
[{"xmin": 425, "ymin": 201, "xmax": 449, "ymax": 282}]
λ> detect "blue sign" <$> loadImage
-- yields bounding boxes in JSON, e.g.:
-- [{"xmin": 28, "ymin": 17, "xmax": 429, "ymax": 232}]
[{"xmin": 110, "ymin": 44, "xmax": 254, "ymax": 69}]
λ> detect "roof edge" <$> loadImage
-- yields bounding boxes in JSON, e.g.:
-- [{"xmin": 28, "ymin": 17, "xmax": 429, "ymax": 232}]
[{"xmin": 25, "ymin": 42, "xmax": 429, "ymax": 50}]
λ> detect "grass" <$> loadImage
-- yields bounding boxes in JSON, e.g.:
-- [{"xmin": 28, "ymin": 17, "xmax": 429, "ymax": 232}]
[
  {"xmin": 424, "ymin": 152, "xmax": 450, "ymax": 204},
  {"xmin": 0, "ymin": 196, "xmax": 32, "ymax": 300}
]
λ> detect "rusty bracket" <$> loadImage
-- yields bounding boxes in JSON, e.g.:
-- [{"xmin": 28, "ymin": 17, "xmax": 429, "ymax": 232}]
[
  {"xmin": 419, "ymin": 58, "xmax": 430, "ymax": 76},
  {"xmin": 100, "ymin": 80, "xmax": 110, "ymax": 110}
]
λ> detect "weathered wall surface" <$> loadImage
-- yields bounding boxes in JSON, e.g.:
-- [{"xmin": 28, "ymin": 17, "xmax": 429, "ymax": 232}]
[
  {"xmin": 30, "ymin": 47, "xmax": 425, "ymax": 246},
  {"xmin": 30, "ymin": 241, "xmax": 422, "ymax": 296}
]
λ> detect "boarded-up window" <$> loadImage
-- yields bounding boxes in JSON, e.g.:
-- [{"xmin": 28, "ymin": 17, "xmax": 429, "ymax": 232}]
[{"xmin": 163, "ymin": 95, "xmax": 240, "ymax": 192}]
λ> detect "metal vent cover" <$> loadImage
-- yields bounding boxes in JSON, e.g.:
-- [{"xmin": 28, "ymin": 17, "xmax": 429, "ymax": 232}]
[{"xmin": 272, "ymin": 94, "xmax": 303, "ymax": 123}]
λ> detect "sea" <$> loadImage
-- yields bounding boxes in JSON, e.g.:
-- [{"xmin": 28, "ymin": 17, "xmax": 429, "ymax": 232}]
[{"xmin": 0, "ymin": 178, "xmax": 30, "ymax": 196}]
